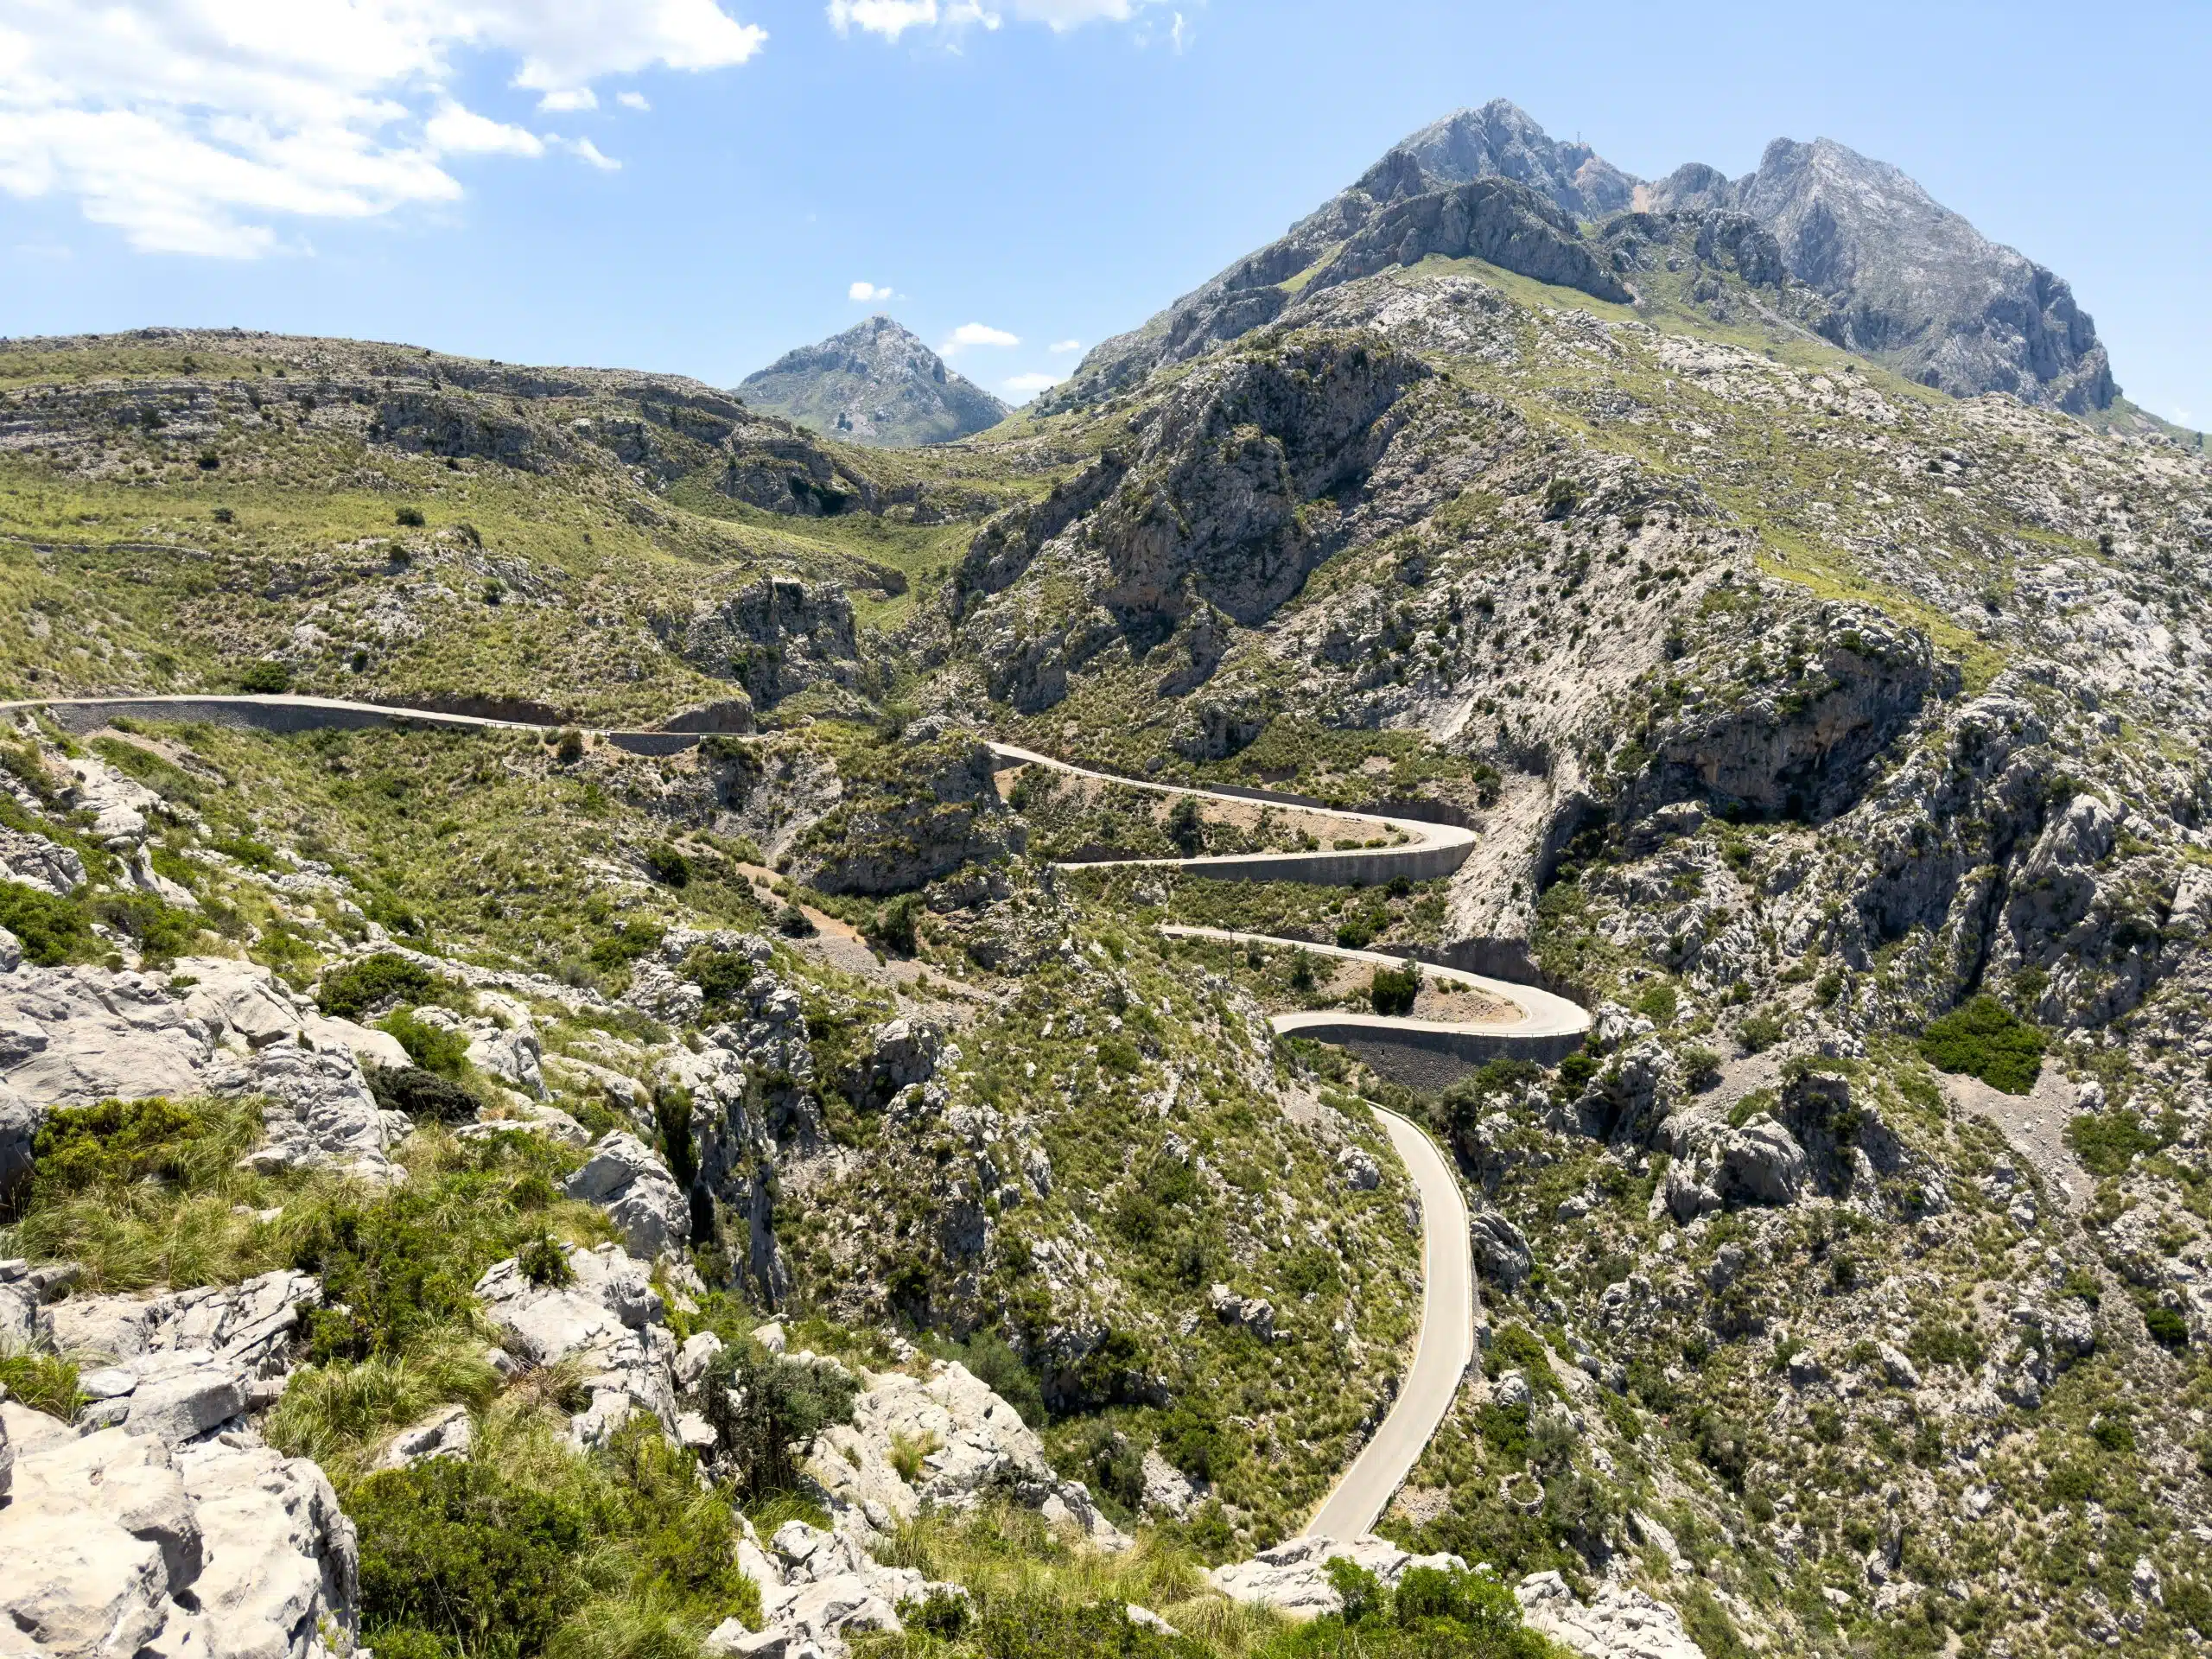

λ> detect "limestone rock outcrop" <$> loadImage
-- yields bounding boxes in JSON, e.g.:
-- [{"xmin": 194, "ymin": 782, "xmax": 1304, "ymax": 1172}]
[
  {"xmin": 1211, "ymin": 1534, "xmax": 1468, "ymax": 1617},
  {"xmin": 563, "ymin": 1130, "xmax": 690, "ymax": 1258},
  {"xmin": 1515, "ymin": 1570, "xmax": 1705, "ymax": 1659},
  {"xmin": 474, "ymin": 1243, "xmax": 678, "ymax": 1447},
  {"xmin": 807, "ymin": 1359, "xmax": 1128, "ymax": 1548},
  {"xmin": 0, "ymin": 1401, "xmax": 359, "ymax": 1659}
]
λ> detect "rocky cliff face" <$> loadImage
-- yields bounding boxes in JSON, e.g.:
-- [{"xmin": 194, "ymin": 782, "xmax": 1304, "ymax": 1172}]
[
  {"xmin": 740, "ymin": 316, "xmax": 1010, "ymax": 448},
  {"xmin": 1645, "ymin": 137, "xmax": 2117, "ymax": 413}
]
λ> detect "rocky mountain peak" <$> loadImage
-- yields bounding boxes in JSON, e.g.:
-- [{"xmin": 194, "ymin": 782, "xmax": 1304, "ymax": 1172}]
[
  {"xmin": 1063, "ymin": 100, "xmax": 2120, "ymax": 418},
  {"xmin": 1396, "ymin": 98, "xmax": 1639, "ymax": 220},
  {"xmin": 739, "ymin": 315, "xmax": 1008, "ymax": 448},
  {"xmin": 1645, "ymin": 133, "xmax": 2116, "ymax": 412}
]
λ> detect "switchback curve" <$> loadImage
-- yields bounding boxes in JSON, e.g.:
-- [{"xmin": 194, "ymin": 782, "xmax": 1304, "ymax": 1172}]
[
  {"xmin": 5, "ymin": 696, "xmax": 1582, "ymax": 1535},
  {"xmin": 988, "ymin": 742, "xmax": 1592, "ymax": 1538}
]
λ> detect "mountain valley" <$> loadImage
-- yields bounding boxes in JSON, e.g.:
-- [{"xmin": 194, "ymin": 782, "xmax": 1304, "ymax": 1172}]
[{"xmin": 3, "ymin": 97, "xmax": 2211, "ymax": 1659}]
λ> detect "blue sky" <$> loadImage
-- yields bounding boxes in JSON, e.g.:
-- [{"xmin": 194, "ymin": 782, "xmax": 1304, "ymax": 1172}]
[{"xmin": 3, "ymin": 0, "xmax": 2206, "ymax": 424}]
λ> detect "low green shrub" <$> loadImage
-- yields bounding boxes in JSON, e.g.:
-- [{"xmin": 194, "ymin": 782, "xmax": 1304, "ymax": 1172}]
[
  {"xmin": 2146, "ymin": 1306, "xmax": 2191, "ymax": 1350},
  {"xmin": 238, "ymin": 659, "xmax": 292, "ymax": 693},
  {"xmin": 381, "ymin": 1009, "xmax": 473, "ymax": 1078},
  {"xmin": 1166, "ymin": 797, "xmax": 1205, "ymax": 857},
  {"xmin": 1679, "ymin": 1046, "xmax": 1722, "ymax": 1090},
  {"xmin": 684, "ymin": 949, "xmax": 754, "ymax": 1006},
  {"xmin": 1737, "ymin": 1010, "xmax": 1784, "ymax": 1053},
  {"xmin": 2068, "ymin": 1108, "xmax": 2169, "ymax": 1177},
  {"xmin": 1918, "ymin": 995, "xmax": 2045, "ymax": 1094},
  {"xmin": 32, "ymin": 1096, "xmax": 209, "ymax": 1192},
  {"xmin": 588, "ymin": 923, "xmax": 664, "ymax": 970},
  {"xmin": 0, "ymin": 880, "xmax": 97, "ymax": 965},
  {"xmin": 1154, "ymin": 1399, "xmax": 1233, "ymax": 1483},
  {"xmin": 365, "ymin": 1065, "xmax": 480, "ymax": 1124},
  {"xmin": 643, "ymin": 845, "xmax": 689, "ymax": 887},
  {"xmin": 699, "ymin": 1338, "xmax": 859, "ymax": 1500},
  {"xmin": 866, "ymin": 893, "xmax": 923, "ymax": 957},
  {"xmin": 320, "ymin": 952, "xmax": 441, "ymax": 1020},
  {"xmin": 95, "ymin": 890, "xmax": 202, "ymax": 966},
  {"xmin": 1633, "ymin": 982, "xmax": 1678, "ymax": 1027},
  {"xmin": 1369, "ymin": 962, "xmax": 1420, "ymax": 1017},
  {"xmin": 354, "ymin": 1456, "xmax": 588, "ymax": 1656}
]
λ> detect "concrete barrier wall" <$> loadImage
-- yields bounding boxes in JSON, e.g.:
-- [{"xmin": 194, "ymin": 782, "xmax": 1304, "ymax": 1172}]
[
  {"xmin": 606, "ymin": 732, "xmax": 705, "ymax": 756},
  {"xmin": 14, "ymin": 697, "xmax": 461, "ymax": 737},
  {"xmin": 1287, "ymin": 1020, "xmax": 1587, "ymax": 1090},
  {"xmin": 3, "ymin": 696, "xmax": 709, "ymax": 757},
  {"xmin": 1066, "ymin": 841, "xmax": 1474, "ymax": 886}
]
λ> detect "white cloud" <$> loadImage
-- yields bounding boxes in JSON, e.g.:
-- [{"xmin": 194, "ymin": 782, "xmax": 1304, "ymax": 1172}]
[
  {"xmin": 537, "ymin": 87, "xmax": 598, "ymax": 112},
  {"xmin": 427, "ymin": 102, "xmax": 544, "ymax": 158},
  {"xmin": 828, "ymin": 0, "xmax": 941, "ymax": 39},
  {"xmin": 1003, "ymin": 372, "xmax": 1063, "ymax": 399},
  {"xmin": 1048, "ymin": 338, "xmax": 1081, "ymax": 354},
  {"xmin": 940, "ymin": 322, "xmax": 1019, "ymax": 356},
  {"xmin": 0, "ymin": 0, "xmax": 765, "ymax": 257},
  {"xmin": 830, "ymin": 0, "xmax": 1150, "ymax": 40},
  {"xmin": 566, "ymin": 137, "xmax": 620, "ymax": 171},
  {"xmin": 849, "ymin": 280, "xmax": 896, "ymax": 302},
  {"xmin": 616, "ymin": 91, "xmax": 652, "ymax": 110},
  {"xmin": 1005, "ymin": 0, "xmax": 1134, "ymax": 26}
]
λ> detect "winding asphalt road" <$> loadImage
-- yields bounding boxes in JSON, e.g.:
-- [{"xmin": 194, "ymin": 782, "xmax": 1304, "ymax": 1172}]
[
  {"xmin": 4, "ymin": 696, "xmax": 1585, "ymax": 1537},
  {"xmin": 988, "ymin": 743, "xmax": 1588, "ymax": 1539},
  {"xmin": 1302, "ymin": 1104, "xmax": 1474, "ymax": 1540}
]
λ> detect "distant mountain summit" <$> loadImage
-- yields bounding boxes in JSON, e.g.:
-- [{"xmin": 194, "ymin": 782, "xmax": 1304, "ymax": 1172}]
[
  {"xmin": 1396, "ymin": 102, "xmax": 1637, "ymax": 221},
  {"xmin": 1642, "ymin": 137, "xmax": 2113, "ymax": 412},
  {"xmin": 1068, "ymin": 99, "xmax": 2116, "ymax": 416},
  {"xmin": 740, "ymin": 316, "xmax": 1008, "ymax": 448}
]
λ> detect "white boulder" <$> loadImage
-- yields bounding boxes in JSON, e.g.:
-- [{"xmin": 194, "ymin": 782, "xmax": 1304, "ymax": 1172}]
[
  {"xmin": 219, "ymin": 1045, "xmax": 396, "ymax": 1179},
  {"xmin": 1515, "ymin": 1570, "xmax": 1706, "ymax": 1659},
  {"xmin": 0, "ymin": 1403, "xmax": 359, "ymax": 1659},
  {"xmin": 0, "ymin": 827, "xmax": 86, "ymax": 896},
  {"xmin": 1211, "ymin": 1534, "xmax": 1467, "ymax": 1617},
  {"xmin": 806, "ymin": 1360, "xmax": 1128, "ymax": 1549},
  {"xmin": 563, "ymin": 1131, "xmax": 690, "ymax": 1258},
  {"xmin": 474, "ymin": 1243, "xmax": 677, "ymax": 1446}
]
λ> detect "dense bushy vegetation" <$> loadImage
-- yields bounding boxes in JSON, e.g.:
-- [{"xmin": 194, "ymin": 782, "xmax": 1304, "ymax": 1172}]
[
  {"xmin": 1918, "ymin": 995, "xmax": 2046, "ymax": 1094},
  {"xmin": 352, "ymin": 1415, "xmax": 761, "ymax": 1659}
]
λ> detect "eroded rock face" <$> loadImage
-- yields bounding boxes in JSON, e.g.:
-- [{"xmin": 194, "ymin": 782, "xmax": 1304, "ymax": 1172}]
[
  {"xmin": 806, "ymin": 1360, "xmax": 1128, "ymax": 1550},
  {"xmin": 0, "ymin": 826, "xmax": 87, "ymax": 896},
  {"xmin": 798, "ymin": 736, "xmax": 1022, "ymax": 899},
  {"xmin": 1645, "ymin": 607, "xmax": 1942, "ymax": 823},
  {"xmin": 1515, "ymin": 1570, "xmax": 1704, "ymax": 1659},
  {"xmin": 0, "ymin": 1402, "xmax": 359, "ymax": 1659},
  {"xmin": 563, "ymin": 1131, "xmax": 690, "ymax": 1259},
  {"xmin": 956, "ymin": 338, "xmax": 1430, "ymax": 717},
  {"xmin": 1470, "ymin": 1208, "xmax": 1534, "ymax": 1288},
  {"xmin": 474, "ymin": 1243, "xmax": 677, "ymax": 1447},
  {"xmin": 706, "ymin": 1513, "xmax": 964, "ymax": 1658},
  {"xmin": 218, "ymin": 1044, "xmax": 397, "ymax": 1181},
  {"xmin": 0, "ymin": 963, "xmax": 211, "ymax": 1110},
  {"xmin": 0, "ymin": 950, "xmax": 403, "ymax": 1183},
  {"xmin": 670, "ymin": 576, "xmax": 867, "ymax": 709},
  {"xmin": 41, "ymin": 1268, "xmax": 317, "ymax": 1451},
  {"xmin": 1211, "ymin": 1534, "xmax": 1468, "ymax": 1617}
]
